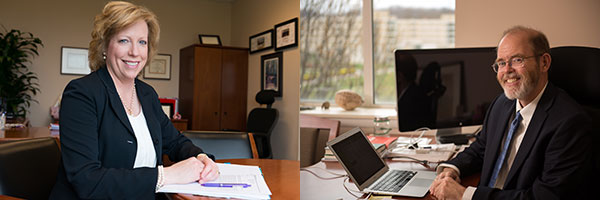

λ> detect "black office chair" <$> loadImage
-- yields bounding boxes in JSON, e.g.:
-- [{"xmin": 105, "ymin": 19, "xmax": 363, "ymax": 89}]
[
  {"xmin": 548, "ymin": 46, "xmax": 600, "ymax": 195},
  {"xmin": 549, "ymin": 46, "xmax": 600, "ymax": 108},
  {"xmin": 248, "ymin": 90, "xmax": 278, "ymax": 158},
  {"xmin": 182, "ymin": 131, "xmax": 259, "ymax": 160},
  {"xmin": 0, "ymin": 137, "xmax": 61, "ymax": 199}
]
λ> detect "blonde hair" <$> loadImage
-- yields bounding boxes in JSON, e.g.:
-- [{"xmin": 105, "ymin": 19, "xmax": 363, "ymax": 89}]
[{"xmin": 89, "ymin": 1, "xmax": 160, "ymax": 71}]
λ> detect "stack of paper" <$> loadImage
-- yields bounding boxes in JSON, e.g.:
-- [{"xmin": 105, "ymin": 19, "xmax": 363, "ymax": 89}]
[{"xmin": 158, "ymin": 163, "xmax": 272, "ymax": 200}]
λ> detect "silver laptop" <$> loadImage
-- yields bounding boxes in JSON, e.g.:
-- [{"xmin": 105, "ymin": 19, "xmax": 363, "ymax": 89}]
[{"xmin": 326, "ymin": 127, "xmax": 436, "ymax": 197}]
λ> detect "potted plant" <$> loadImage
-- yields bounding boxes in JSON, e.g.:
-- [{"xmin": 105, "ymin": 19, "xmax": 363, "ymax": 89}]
[{"xmin": 0, "ymin": 28, "xmax": 43, "ymax": 120}]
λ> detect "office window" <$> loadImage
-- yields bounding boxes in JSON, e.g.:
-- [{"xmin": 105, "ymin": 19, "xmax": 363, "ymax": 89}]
[
  {"xmin": 300, "ymin": 0, "xmax": 364, "ymax": 103},
  {"xmin": 300, "ymin": 0, "xmax": 455, "ymax": 106}
]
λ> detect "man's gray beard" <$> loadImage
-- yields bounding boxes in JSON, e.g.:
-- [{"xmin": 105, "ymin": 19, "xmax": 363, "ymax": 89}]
[
  {"xmin": 504, "ymin": 84, "xmax": 530, "ymax": 100},
  {"xmin": 503, "ymin": 71, "xmax": 538, "ymax": 100}
]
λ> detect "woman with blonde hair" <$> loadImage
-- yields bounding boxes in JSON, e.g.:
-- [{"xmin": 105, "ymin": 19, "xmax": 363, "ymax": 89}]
[{"xmin": 50, "ymin": 2, "xmax": 218, "ymax": 199}]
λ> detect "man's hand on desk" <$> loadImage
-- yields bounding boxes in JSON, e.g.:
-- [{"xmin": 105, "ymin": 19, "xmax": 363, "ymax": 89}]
[
  {"xmin": 437, "ymin": 167, "xmax": 461, "ymax": 183},
  {"xmin": 430, "ymin": 168, "xmax": 465, "ymax": 200}
]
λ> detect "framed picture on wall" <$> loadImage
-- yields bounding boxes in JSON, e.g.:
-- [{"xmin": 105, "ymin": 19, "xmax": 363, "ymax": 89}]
[
  {"xmin": 261, "ymin": 52, "xmax": 283, "ymax": 97},
  {"xmin": 274, "ymin": 18, "xmax": 298, "ymax": 51},
  {"xmin": 161, "ymin": 103, "xmax": 173, "ymax": 119},
  {"xmin": 143, "ymin": 54, "xmax": 171, "ymax": 80},
  {"xmin": 60, "ymin": 46, "xmax": 91, "ymax": 75},
  {"xmin": 159, "ymin": 98, "xmax": 176, "ymax": 119},
  {"xmin": 198, "ymin": 34, "xmax": 222, "ymax": 46},
  {"xmin": 249, "ymin": 29, "xmax": 274, "ymax": 54}
]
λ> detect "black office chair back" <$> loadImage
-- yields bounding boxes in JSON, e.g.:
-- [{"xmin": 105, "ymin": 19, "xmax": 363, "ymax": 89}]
[
  {"xmin": 0, "ymin": 137, "xmax": 61, "ymax": 200},
  {"xmin": 247, "ymin": 90, "xmax": 278, "ymax": 158},
  {"xmin": 549, "ymin": 46, "xmax": 600, "ymax": 108},
  {"xmin": 183, "ymin": 131, "xmax": 255, "ymax": 160},
  {"xmin": 549, "ymin": 46, "xmax": 600, "ymax": 195}
]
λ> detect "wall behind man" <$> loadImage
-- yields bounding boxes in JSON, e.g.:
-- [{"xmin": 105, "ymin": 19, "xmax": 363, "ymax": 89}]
[
  {"xmin": 231, "ymin": 0, "xmax": 300, "ymax": 160},
  {"xmin": 0, "ymin": 0, "xmax": 232, "ymax": 126},
  {"xmin": 456, "ymin": 0, "xmax": 600, "ymax": 48}
]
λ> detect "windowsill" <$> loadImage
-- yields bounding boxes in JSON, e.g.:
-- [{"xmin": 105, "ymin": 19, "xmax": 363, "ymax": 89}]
[
  {"xmin": 300, "ymin": 106, "xmax": 482, "ymax": 136},
  {"xmin": 300, "ymin": 107, "xmax": 400, "ymax": 133},
  {"xmin": 300, "ymin": 107, "xmax": 397, "ymax": 120}
]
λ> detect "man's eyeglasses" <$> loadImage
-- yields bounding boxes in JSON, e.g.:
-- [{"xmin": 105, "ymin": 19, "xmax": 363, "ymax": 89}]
[{"xmin": 491, "ymin": 54, "xmax": 541, "ymax": 73}]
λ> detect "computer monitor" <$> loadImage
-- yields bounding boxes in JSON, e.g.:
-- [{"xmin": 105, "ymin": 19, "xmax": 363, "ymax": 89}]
[{"xmin": 394, "ymin": 47, "xmax": 502, "ymax": 130}]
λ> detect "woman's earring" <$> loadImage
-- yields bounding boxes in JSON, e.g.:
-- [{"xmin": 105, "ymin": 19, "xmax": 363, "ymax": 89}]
[{"xmin": 102, "ymin": 52, "xmax": 106, "ymax": 60}]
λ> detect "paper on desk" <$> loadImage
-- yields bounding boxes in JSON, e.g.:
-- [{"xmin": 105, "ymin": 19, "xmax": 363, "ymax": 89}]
[
  {"xmin": 387, "ymin": 144, "xmax": 456, "ymax": 163},
  {"xmin": 158, "ymin": 163, "xmax": 272, "ymax": 200}
]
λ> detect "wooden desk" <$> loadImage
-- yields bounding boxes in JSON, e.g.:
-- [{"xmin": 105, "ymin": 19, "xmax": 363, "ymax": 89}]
[
  {"xmin": 168, "ymin": 159, "xmax": 299, "ymax": 200},
  {"xmin": 0, "ymin": 127, "xmax": 58, "ymax": 141},
  {"xmin": 301, "ymin": 160, "xmax": 479, "ymax": 199},
  {"xmin": 0, "ymin": 195, "xmax": 23, "ymax": 200}
]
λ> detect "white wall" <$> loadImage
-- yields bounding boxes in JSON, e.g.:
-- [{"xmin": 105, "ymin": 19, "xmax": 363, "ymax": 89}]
[
  {"xmin": 456, "ymin": 0, "xmax": 600, "ymax": 48},
  {"xmin": 0, "ymin": 0, "xmax": 232, "ymax": 126},
  {"xmin": 231, "ymin": 0, "xmax": 300, "ymax": 160}
]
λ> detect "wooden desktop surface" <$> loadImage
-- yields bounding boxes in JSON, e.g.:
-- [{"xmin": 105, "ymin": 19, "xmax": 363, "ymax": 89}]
[
  {"xmin": 1, "ymin": 128, "xmax": 300, "ymax": 200},
  {"xmin": 168, "ymin": 159, "xmax": 300, "ymax": 200},
  {"xmin": 0, "ymin": 127, "xmax": 59, "ymax": 140}
]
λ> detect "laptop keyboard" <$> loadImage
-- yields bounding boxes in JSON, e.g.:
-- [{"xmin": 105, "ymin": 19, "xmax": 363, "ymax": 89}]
[{"xmin": 371, "ymin": 170, "xmax": 417, "ymax": 192}]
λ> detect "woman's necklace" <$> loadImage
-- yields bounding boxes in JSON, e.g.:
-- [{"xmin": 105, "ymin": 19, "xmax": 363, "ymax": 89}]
[{"xmin": 120, "ymin": 83, "xmax": 136, "ymax": 115}]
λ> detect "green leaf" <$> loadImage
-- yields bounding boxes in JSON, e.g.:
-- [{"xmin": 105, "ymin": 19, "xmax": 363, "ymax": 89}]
[{"xmin": 0, "ymin": 28, "xmax": 42, "ymax": 118}]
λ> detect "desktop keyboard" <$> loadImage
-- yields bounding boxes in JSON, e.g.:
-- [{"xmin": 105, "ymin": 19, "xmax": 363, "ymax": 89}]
[{"xmin": 371, "ymin": 170, "xmax": 417, "ymax": 192}]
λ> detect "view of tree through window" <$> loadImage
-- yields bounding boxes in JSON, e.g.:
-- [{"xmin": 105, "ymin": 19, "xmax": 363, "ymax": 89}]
[
  {"xmin": 300, "ymin": 0, "xmax": 363, "ymax": 102},
  {"xmin": 300, "ymin": 0, "xmax": 455, "ymax": 105}
]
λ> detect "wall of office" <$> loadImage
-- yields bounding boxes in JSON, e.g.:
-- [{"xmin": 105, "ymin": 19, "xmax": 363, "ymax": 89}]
[
  {"xmin": 0, "ymin": 0, "xmax": 232, "ymax": 127},
  {"xmin": 231, "ymin": 0, "xmax": 300, "ymax": 160},
  {"xmin": 456, "ymin": 0, "xmax": 600, "ymax": 48}
]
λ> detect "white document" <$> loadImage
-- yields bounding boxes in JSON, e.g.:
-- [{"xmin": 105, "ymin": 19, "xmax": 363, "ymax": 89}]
[{"xmin": 158, "ymin": 163, "xmax": 272, "ymax": 200}]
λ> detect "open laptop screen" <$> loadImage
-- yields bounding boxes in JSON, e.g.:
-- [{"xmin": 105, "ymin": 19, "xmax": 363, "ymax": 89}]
[{"xmin": 330, "ymin": 130, "xmax": 386, "ymax": 185}]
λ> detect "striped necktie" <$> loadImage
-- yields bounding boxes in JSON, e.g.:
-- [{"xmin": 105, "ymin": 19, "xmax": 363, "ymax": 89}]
[{"xmin": 488, "ymin": 111, "xmax": 522, "ymax": 188}]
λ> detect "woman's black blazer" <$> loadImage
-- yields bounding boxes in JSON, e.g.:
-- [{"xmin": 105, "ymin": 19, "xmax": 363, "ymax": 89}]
[{"xmin": 50, "ymin": 67, "xmax": 207, "ymax": 199}]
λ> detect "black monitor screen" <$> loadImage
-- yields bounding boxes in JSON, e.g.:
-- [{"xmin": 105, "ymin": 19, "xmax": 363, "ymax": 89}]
[{"xmin": 394, "ymin": 47, "xmax": 502, "ymax": 131}]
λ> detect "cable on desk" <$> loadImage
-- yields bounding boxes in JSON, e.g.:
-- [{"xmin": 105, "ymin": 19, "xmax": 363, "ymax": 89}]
[
  {"xmin": 409, "ymin": 127, "xmax": 430, "ymax": 149},
  {"xmin": 342, "ymin": 176, "xmax": 362, "ymax": 198},
  {"xmin": 389, "ymin": 127, "xmax": 431, "ymax": 150},
  {"xmin": 300, "ymin": 168, "xmax": 346, "ymax": 180},
  {"xmin": 301, "ymin": 166, "xmax": 346, "ymax": 176},
  {"xmin": 383, "ymin": 155, "xmax": 441, "ymax": 169}
]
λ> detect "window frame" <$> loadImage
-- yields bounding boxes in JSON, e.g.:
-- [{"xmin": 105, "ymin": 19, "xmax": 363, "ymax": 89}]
[
  {"xmin": 300, "ymin": 0, "xmax": 454, "ymax": 109},
  {"xmin": 301, "ymin": 0, "xmax": 385, "ymax": 108}
]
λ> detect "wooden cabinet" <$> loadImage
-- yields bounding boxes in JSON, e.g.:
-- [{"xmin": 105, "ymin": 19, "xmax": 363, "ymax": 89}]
[
  {"xmin": 171, "ymin": 119, "xmax": 188, "ymax": 132},
  {"xmin": 179, "ymin": 45, "xmax": 248, "ymax": 131}
]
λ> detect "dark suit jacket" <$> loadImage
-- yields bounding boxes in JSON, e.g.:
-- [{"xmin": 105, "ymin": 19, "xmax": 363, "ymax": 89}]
[
  {"xmin": 446, "ymin": 83, "xmax": 593, "ymax": 199},
  {"xmin": 50, "ymin": 67, "xmax": 208, "ymax": 199}
]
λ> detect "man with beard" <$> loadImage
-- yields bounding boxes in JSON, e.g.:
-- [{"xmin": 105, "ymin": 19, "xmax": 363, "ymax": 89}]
[{"xmin": 428, "ymin": 26, "xmax": 593, "ymax": 200}]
